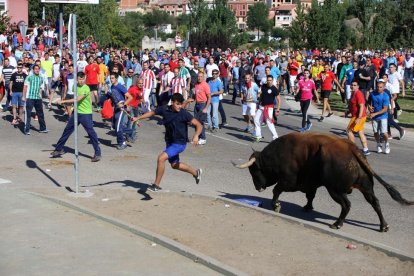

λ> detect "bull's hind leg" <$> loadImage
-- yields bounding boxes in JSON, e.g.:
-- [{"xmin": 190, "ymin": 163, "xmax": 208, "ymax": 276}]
[
  {"xmin": 327, "ymin": 190, "xmax": 351, "ymax": 229},
  {"xmin": 360, "ymin": 189, "xmax": 389, "ymax": 232},
  {"xmin": 303, "ymin": 188, "xmax": 317, "ymax": 212}
]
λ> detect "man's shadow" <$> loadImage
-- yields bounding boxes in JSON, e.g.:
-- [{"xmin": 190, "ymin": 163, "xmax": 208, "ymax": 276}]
[
  {"xmin": 218, "ymin": 191, "xmax": 381, "ymax": 231},
  {"xmin": 82, "ymin": 179, "xmax": 153, "ymax": 200}
]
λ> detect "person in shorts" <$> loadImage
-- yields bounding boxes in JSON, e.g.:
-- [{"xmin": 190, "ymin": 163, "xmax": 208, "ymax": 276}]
[
  {"xmin": 9, "ymin": 62, "xmax": 27, "ymax": 125},
  {"xmin": 132, "ymin": 93, "xmax": 203, "ymax": 192},
  {"xmin": 368, "ymin": 81, "xmax": 390, "ymax": 154},
  {"xmin": 346, "ymin": 81, "xmax": 369, "ymax": 156},
  {"xmin": 317, "ymin": 64, "xmax": 343, "ymax": 121}
]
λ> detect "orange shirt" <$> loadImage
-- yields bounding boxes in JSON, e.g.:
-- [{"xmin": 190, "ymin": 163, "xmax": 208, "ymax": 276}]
[{"xmin": 194, "ymin": 81, "xmax": 210, "ymax": 103}]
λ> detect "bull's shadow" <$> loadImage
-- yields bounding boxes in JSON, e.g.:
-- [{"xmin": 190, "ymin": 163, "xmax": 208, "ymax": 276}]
[{"xmin": 219, "ymin": 192, "xmax": 380, "ymax": 231}]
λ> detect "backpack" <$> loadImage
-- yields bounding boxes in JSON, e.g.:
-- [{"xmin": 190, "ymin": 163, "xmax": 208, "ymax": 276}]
[{"xmin": 101, "ymin": 99, "xmax": 113, "ymax": 119}]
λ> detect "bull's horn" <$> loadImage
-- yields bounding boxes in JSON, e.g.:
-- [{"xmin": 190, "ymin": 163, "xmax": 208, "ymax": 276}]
[{"xmin": 231, "ymin": 157, "xmax": 256, "ymax": 169}]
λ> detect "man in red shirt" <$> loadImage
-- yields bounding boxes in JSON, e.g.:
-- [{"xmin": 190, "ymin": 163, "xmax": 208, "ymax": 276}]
[
  {"xmin": 84, "ymin": 56, "xmax": 100, "ymax": 110},
  {"xmin": 371, "ymin": 51, "xmax": 383, "ymax": 77},
  {"xmin": 347, "ymin": 80, "xmax": 369, "ymax": 155},
  {"xmin": 191, "ymin": 72, "xmax": 211, "ymax": 145},
  {"xmin": 124, "ymin": 78, "xmax": 144, "ymax": 142},
  {"xmin": 318, "ymin": 64, "xmax": 343, "ymax": 121},
  {"xmin": 288, "ymin": 58, "xmax": 299, "ymax": 94}
]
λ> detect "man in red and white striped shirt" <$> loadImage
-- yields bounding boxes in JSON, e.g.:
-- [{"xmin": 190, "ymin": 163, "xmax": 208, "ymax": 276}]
[
  {"xmin": 170, "ymin": 68, "xmax": 185, "ymax": 95},
  {"xmin": 140, "ymin": 61, "xmax": 156, "ymax": 111}
]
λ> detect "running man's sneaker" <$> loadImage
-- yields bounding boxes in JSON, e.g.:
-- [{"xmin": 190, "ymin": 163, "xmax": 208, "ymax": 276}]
[
  {"xmin": 197, "ymin": 139, "xmax": 206, "ymax": 145},
  {"xmin": 194, "ymin": 168, "xmax": 203, "ymax": 184},
  {"xmin": 319, "ymin": 116, "xmax": 324, "ymax": 122},
  {"xmin": 116, "ymin": 143, "xmax": 127, "ymax": 150},
  {"xmin": 394, "ymin": 119, "xmax": 399, "ymax": 123},
  {"xmin": 385, "ymin": 143, "xmax": 390, "ymax": 154},
  {"xmin": 254, "ymin": 136, "xmax": 263, "ymax": 143},
  {"xmin": 327, "ymin": 112, "xmax": 334, "ymax": 117},
  {"xmin": 362, "ymin": 149, "xmax": 370, "ymax": 156},
  {"xmin": 39, "ymin": 129, "xmax": 49, "ymax": 133},
  {"xmin": 91, "ymin": 155, "xmax": 101, "ymax": 162},
  {"xmin": 50, "ymin": 149, "xmax": 65, "ymax": 158},
  {"xmin": 399, "ymin": 129, "xmax": 406, "ymax": 140},
  {"xmin": 300, "ymin": 127, "xmax": 306, "ymax": 133},
  {"xmin": 377, "ymin": 144, "xmax": 383, "ymax": 154},
  {"xmin": 148, "ymin": 184, "xmax": 162, "ymax": 192},
  {"xmin": 24, "ymin": 132, "xmax": 31, "ymax": 136},
  {"xmin": 397, "ymin": 109, "xmax": 402, "ymax": 116},
  {"xmin": 306, "ymin": 122, "xmax": 313, "ymax": 131}
]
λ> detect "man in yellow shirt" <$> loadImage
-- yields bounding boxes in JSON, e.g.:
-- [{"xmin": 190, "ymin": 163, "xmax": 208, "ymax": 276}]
[
  {"xmin": 97, "ymin": 56, "xmax": 108, "ymax": 108},
  {"xmin": 40, "ymin": 52, "xmax": 53, "ymax": 99},
  {"xmin": 311, "ymin": 58, "xmax": 324, "ymax": 92}
]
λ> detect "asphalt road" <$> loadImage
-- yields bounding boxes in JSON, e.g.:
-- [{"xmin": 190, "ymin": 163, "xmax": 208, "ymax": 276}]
[{"xmin": 1, "ymin": 93, "xmax": 413, "ymax": 257}]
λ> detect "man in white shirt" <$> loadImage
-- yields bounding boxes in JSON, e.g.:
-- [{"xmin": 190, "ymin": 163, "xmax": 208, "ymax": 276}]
[
  {"xmin": 205, "ymin": 57, "xmax": 219, "ymax": 80},
  {"xmin": 387, "ymin": 63, "xmax": 405, "ymax": 119},
  {"xmin": 403, "ymin": 54, "xmax": 414, "ymax": 89}
]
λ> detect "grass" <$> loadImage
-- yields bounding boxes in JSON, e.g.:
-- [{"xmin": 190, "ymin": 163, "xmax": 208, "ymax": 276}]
[{"xmin": 316, "ymin": 90, "xmax": 414, "ymax": 129}]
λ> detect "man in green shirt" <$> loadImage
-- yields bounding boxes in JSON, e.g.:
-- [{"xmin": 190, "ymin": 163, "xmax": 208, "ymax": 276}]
[
  {"xmin": 50, "ymin": 72, "xmax": 101, "ymax": 162},
  {"xmin": 23, "ymin": 65, "xmax": 48, "ymax": 135}
]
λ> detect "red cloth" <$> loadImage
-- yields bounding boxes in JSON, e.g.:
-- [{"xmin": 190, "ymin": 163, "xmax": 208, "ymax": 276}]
[
  {"xmin": 289, "ymin": 61, "xmax": 299, "ymax": 76},
  {"xmin": 218, "ymin": 62, "xmax": 229, "ymax": 77},
  {"xmin": 246, "ymin": 80, "xmax": 251, "ymax": 89},
  {"xmin": 349, "ymin": 90, "xmax": 366, "ymax": 117},
  {"xmin": 169, "ymin": 59, "xmax": 179, "ymax": 72},
  {"xmin": 262, "ymin": 104, "xmax": 274, "ymax": 123}
]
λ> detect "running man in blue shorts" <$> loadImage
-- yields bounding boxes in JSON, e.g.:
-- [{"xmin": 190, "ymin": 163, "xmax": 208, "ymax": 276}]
[{"xmin": 133, "ymin": 93, "xmax": 203, "ymax": 191}]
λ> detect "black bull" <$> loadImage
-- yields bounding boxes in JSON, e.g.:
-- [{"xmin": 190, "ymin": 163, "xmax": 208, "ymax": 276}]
[{"xmin": 232, "ymin": 133, "xmax": 413, "ymax": 232}]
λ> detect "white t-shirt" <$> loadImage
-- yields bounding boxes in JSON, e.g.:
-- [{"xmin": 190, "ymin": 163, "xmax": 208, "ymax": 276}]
[
  {"xmin": 387, "ymin": 71, "xmax": 402, "ymax": 94},
  {"xmin": 77, "ymin": 60, "xmax": 88, "ymax": 73},
  {"xmin": 205, "ymin": 63, "xmax": 219, "ymax": 78}
]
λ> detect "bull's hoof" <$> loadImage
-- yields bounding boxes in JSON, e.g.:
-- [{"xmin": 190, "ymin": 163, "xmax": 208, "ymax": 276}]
[
  {"xmin": 329, "ymin": 223, "xmax": 342, "ymax": 230},
  {"xmin": 273, "ymin": 203, "xmax": 281, "ymax": 213},
  {"xmin": 380, "ymin": 224, "xmax": 389, "ymax": 232}
]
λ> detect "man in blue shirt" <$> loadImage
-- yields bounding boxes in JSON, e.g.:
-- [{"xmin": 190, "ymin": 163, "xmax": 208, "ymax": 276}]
[
  {"xmin": 231, "ymin": 60, "xmax": 241, "ymax": 104},
  {"xmin": 133, "ymin": 93, "xmax": 203, "ymax": 192},
  {"xmin": 342, "ymin": 61, "xmax": 358, "ymax": 102},
  {"xmin": 107, "ymin": 73, "xmax": 131, "ymax": 150},
  {"xmin": 207, "ymin": 69, "xmax": 223, "ymax": 132},
  {"xmin": 368, "ymin": 81, "xmax": 390, "ymax": 154}
]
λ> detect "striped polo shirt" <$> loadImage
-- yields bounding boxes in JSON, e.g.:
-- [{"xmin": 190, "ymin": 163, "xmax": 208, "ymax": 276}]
[
  {"xmin": 24, "ymin": 74, "xmax": 44, "ymax": 99},
  {"xmin": 2, "ymin": 65, "xmax": 15, "ymax": 84}
]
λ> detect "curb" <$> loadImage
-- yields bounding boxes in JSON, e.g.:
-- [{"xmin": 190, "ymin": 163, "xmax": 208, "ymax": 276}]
[{"xmin": 28, "ymin": 191, "xmax": 248, "ymax": 276}]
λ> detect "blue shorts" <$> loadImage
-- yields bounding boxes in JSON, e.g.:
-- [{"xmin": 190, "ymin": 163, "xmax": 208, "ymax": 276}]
[
  {"xmin": 11, "ymin": 92, "xmax": 25, "ymax": 107},
  {"xmin": 164, "ymin": 143, "xmax": 186, "ymax": 164}
]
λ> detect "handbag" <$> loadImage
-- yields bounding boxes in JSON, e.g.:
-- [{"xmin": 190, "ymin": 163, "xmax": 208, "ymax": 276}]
[{"xmin": 294, "ymin": 91, "xmax": 302, "ymax": 102}]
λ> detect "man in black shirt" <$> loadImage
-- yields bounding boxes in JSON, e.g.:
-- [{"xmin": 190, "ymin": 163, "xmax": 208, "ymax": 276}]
[
  {"xmin": 353, "ymin": 61, "xmax": 371, "ymax": 99},
  {"xmin": 9, "ymin": 63, "xmax": 27, "ymax": 125},
  {"xmin": 133, "ymin": 93, "xmax": 203, "ymax": 192},
  {"xmin": 253, "ymin": 75, "xmax": 281, "ymax": 142}
]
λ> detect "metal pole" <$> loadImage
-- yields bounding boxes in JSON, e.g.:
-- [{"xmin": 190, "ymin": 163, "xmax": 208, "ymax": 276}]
[
  {"xmin": 59, "ymin": 4, "xmax": 64, "ymax": 55},
  {"xmin": 72, "ymin": 14, "xmax": 80, "ymax": 193}
]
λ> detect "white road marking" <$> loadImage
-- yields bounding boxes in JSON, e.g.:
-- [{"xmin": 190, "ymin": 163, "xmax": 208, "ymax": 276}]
[
  {"xmin": 206, "ymin": 132, "xmax": 251, "ymax": 146},
  {"xmin": 0, "ymin": 178, "xmax": 12, "ymax": 184}
]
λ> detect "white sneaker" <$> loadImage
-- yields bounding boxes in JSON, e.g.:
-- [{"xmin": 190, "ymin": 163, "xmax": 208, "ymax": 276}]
[
  {"xmin": 197, "ymin": 139, "xmax": 206, "ymax": 145},
  {"xmin": 397, "ymin": 109, "xmax": 402, "ymax": 116},
  {"xmin": 377, "ymin": 144, "xmax": 383, "ymax": 153},
  {"xmin": 385, "ymin": 143, "xmax": 390, "ymax": 154}
]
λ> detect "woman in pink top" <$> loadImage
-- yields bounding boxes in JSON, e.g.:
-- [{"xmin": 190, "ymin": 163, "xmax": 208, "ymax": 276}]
[{"xmin": 297, "ymin": 69, "xmax": 320, "ymax": 132}]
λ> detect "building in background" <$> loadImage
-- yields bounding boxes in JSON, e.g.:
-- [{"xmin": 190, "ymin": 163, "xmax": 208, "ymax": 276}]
[{"xmin": 0, "ymin": 0, "xmax": 28, "ymax": 24}]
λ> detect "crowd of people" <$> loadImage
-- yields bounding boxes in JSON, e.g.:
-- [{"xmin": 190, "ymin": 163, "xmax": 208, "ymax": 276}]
[{"xmin": 0, "ymin": 25, "xmax": 412, "ymax": 187}]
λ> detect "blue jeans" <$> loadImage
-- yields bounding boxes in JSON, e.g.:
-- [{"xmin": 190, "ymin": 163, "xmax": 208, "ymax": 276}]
[
  {"xmin": 25, "ymin": 99, "xmax": 46, "ymax": 133},
  {"xmin": 207, "ymin": 101, "xmax": 219, "ymax": 129},
  {"xmin": 55, "ymin": 113, "xmax": 101, "ymax": 156},
  {"xmin": 232, "ymin": 81, "xmax": 240, "ymax": 102},
  {"xmin": 113, "ymin": 110, "xmax": 133, "ymax": 145},
  {"xmin": 127, "ymin": 106, "xmax": 140, "ymax": 139},
  {"xmin": 194, "ymin": 103, "xmax": 207, "ymax": 139},
  {"xmin": 221, "ymin": 77, "xmax": 229, "ymax": 93}
]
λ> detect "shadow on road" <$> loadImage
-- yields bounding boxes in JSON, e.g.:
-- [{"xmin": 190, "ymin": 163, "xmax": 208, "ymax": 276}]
[
  {"xmin": 26, "ymin": 159, "xmax": 62, "ymax": 187},
  {"xmin": 218, "ymin": 192, "xmax": 381, "ymax": 231},
  {"xmin": 82, "ymin": 179, "xmax": 153, "ymax": 201}
]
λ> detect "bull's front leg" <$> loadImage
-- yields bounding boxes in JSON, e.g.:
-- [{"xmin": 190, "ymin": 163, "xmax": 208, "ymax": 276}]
[
  {"xmin": 272, "ymin": 184, "xmax": 284, "ymax": 213},
  {"xmin": 303, "ymin": 188, "xmax": 317, "ymax": 212}
]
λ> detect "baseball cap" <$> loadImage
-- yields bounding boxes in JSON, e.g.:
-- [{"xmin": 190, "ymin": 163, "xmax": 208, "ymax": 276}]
[{"xmin": 377, "ymin": 79, "xmax": 385, "ymax": 83}]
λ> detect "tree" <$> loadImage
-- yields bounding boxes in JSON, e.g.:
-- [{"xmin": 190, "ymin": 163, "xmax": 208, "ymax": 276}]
[
  {"xmin": 246, "ymin": 2, "xmax": 272, "ymax": 40},
  {"xmin": 0, "ymin": 12, "xmax": 11, "ymax": 33},
  {"xmin": 289, "ymin": 2, "xmax": 307, "ymax": 49}
]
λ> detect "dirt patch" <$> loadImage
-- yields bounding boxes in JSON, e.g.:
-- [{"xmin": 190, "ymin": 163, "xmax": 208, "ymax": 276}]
[
  {"xmin": 40, "ymin": 160, "xmax": 74, "ymax": 167},
  {"xmin": 110, "ymin": 155, "xmax": 139, "ymax": 161},
  {"xmin": 30, "ymin": 187, "xmax": 413, "ymax": 276}
]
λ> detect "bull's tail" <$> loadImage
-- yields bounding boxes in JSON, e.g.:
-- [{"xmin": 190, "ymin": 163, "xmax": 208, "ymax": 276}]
[
  {"xmin": 353, "ymin": 149, "xmax": 414, "ymax": 206},
  {"xmin": 372, "ymin": 172, "xmax": 414, "ymax": 205}
]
